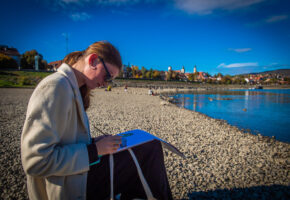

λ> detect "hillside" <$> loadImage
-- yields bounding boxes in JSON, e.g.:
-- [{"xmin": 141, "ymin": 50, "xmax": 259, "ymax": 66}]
[{"xmin": 244, "ymin": 69, "xmax": 290, "ymax": 77}]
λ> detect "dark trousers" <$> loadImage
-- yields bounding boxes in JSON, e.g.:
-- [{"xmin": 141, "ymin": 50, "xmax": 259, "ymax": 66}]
[{"xmin": 87, "ymin": 140, "xmax": 173, "ymax": 200}]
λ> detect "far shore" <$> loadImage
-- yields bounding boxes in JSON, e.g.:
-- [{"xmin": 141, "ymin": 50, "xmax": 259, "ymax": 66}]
[{"xmin": 152, "ymin": 85, "xmax": 290, "ymax": 95}]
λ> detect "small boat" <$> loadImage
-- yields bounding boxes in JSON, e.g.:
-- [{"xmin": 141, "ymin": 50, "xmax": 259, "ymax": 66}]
[{"xmin": 255, "ymin": 85, "xmax": 263, "ymax": 89}]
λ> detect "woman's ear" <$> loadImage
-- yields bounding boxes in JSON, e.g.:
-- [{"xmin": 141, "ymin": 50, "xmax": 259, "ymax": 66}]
[{"xmin": 88, "ymin": 54, "xmax": 98, "ymax": 69}]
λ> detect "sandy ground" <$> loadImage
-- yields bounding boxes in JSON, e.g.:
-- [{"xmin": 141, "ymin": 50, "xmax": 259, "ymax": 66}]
[{"xmin": 0, "ymin": 87, "xmax": 289, "ymax": 199}]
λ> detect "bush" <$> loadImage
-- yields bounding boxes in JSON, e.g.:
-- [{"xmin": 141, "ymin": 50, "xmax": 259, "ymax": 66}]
[
  {"xmin": 19, "ymin": 77, "xmax": 35, "ymax": 86},
  {"xmin": 8, "ymin": 77, "xmax": 18, "ymax": 85},
  {"xmin": 0, "ymin": 53, "xmax": 18, "ymax": 69}
]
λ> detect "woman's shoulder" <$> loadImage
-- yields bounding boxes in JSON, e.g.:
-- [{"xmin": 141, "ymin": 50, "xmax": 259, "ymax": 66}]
[
  {"xmin": 33, "ymin": 72, "xmax": 74, "ymax": 98},
  {"xmin": 38, "ymin": 72, "xmax": 70, "ymax": 89}
]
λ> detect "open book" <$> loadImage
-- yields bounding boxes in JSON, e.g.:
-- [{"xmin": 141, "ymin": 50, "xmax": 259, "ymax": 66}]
[{"xmin": 116, "ymin": 129, "xmax": 185, "ymax": 158}]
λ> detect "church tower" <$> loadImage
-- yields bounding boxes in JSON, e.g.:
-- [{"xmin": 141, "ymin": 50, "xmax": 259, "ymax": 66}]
[
  {"xmin": 181, "ymin": 66, "xmax": 185, "ymax": 73},
  {"xmin": 194, "ymin": 65, "xmax": 197, "ymax": 73},
  {"xmin": 168, "ymin": 66, "xmax": 172, "ymax": 71}
]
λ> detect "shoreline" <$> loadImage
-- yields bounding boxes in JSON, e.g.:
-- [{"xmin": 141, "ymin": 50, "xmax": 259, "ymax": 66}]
[
  {"xmin": 0, "ymin": 87, "xmax": 289, "ymax": 199},
  {"xmin": 158, "ymin": 91, "xmax": 290, "ymax": 144}
]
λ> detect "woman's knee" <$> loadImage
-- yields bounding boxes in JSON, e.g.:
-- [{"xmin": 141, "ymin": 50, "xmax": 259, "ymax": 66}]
[
  {"xmin": 137, "ymin": 140, "xmax": 161, "ymax": 151},
  {"xmin": 131, "ymin": 140, "xmax": 163, "ymax": 160}
]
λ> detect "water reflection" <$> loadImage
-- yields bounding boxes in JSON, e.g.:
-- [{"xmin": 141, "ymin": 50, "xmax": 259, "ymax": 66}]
[
  {"xmin": 171, "ymin": 89, "xmax": 290, "ymax": 143},
  {"xmin": 244, "ymin": 91, "xmax": 249, "ymax": 110},
  {"xmin": 193, "ymin": 95, "xmax": 197, "ymax": 111}
]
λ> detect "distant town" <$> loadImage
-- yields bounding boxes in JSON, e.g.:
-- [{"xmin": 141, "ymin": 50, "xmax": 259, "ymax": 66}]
[{"xmin": 1, "ymin": 45, "xmax": 289, "ymax": 85}]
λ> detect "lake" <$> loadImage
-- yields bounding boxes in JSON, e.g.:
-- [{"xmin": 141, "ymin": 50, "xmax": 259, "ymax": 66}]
[{"xmin": 170, "ymin": 89, "xmax": 290, "ymax": 143}]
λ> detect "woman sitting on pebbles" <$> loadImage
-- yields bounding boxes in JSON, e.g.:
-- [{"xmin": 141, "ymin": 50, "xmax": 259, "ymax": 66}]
[{"xmin": 21, "ymin": 41, "xmax": 172, "ymax": 200}]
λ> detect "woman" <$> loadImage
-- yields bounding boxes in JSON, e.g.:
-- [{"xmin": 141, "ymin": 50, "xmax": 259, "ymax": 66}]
[{"xmin": 21, "ymin": 41, "xmax": 172, "ymax": 200}]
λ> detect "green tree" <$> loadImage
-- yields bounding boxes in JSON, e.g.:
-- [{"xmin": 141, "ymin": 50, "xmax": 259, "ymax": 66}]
[
  {"xmin": 145, "ymin": 71, "xmax": 151, "ymax": 79},
  {"xmin": 233, "ymin": 76, "xmax": 247, "ymax": 84},
  {"xmin": 21, "ymin": 50, "xmax": 37, "ymax": 69},
  {"xmin": 21, "ymin": 50, "xmax": 48, "ymax": 70},
  {"xmin": 118, "ymin": 66, "xmax": 124, "ymax": 78},
  {"xmin": 166, "ymin": 71, "xmax": 172, "ymax": 81},
  {"xmin": 153, "ymin": 70, "xmax": 161, "ymax": 79},
  {"xmin": 0, "ymin": 53, "xmax": 18, "ymax": 69},
  {"xmin": 40, "ymin": 59, "xmax": 48, "ymax": 70},
  {"xmin": 206, "ymin": 78, "xmax": 213, "ymax": 84},
  {"xmin": 141, "ymin": 66, "xmax": 147, "ymax": 78},
  {"xmin": 269, "ymin": 78, "xmax": 279, "ymax": 84},
  {"xmin": 132, "ymin": 66, "xmax": 139, "ymax": 78},
  {"xmin": 125, "ymin": 67, "xmax": 132, "ymax": 78},
  {"xmin": 149, "ymin": 68, "xmax": 153, "ymax": 79},
  {"xmin": 221, "ymin": 75, "xmax": 232, "ymax": 84},
  {"xmin": 205, "ymin": 72, "xmax": 211, "ymax": 77},
  {"xmin": 171, "ymin": 71, "xmax": 178, "ymax": 80}
]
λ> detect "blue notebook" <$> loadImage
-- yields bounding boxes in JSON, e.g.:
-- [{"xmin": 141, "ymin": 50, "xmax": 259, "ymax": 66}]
[{"xmin": 116, "ymin": 129, "xmax": 185, "ymax": 158}]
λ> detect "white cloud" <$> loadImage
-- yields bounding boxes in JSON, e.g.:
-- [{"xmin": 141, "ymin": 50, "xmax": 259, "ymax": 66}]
[
  {"xmin": 173, "ymin": 0, "xmax": 264, "ymax": 15},
  {"xmin": 70, "ymin": 12, "xmax": 91, "ymax": 21},
  {"xmin": 265, "ymin": 15, "xmax": 288, "ymax": 23},
  {"xmin": 218, "ymin": 62, "xmax": 258, "ymax": 68},
  {"xmin": 247, "ymin": 14, "xmax": 289, "ymax": 27},
  {"xmin": 229, "ymin": 48, "xmax": 252, "ymax": 53},
  {"xmin": 262, "ymin": 63, "xmax": 290, "ymax": 69}
]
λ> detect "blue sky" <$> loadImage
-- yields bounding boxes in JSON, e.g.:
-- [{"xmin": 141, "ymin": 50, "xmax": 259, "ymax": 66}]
[{"xmin": 1, "ymin": 0, "xmax": 289, "ymax": 75}]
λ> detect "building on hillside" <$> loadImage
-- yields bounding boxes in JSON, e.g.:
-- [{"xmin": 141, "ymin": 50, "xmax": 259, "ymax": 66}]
[
  {"xmin": 48, "ymin": 60, "xmax": 62, "ymax": 71},
  {"xmin": 184, "ymin": 73, "xmax": 191, "ymax": 80},
  {"xmin": 197, "ymin": 72, "xmax": 209, "ymax": 80},
  {"xmin": 254, "ymin": 75, "xmax": 265, "ymax": 84},
  {"xmin": 170, "ymin": 66, "xmax": 188, "ymax": 81},
  {"xmin": 178, "ymin": 67, "xmax": 187, "ymax": 81},
  {"xmin": 159, "ymin": 71, "xmax": 166, "ymax": 80},
  {"xmin": 0, "ymin": 45, "xmax": 21, "ymax": 68},
  {"xmin": 178, "ymin": 73, "xmax": 187, "ymax": 81},
  {"xmin": 181, "ymin": 66, "xmax": 185, "ymax": 74}
]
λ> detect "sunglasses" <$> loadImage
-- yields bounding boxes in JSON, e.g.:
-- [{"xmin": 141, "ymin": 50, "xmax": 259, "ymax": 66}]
[{"xmin": 99, "ymin": 57, "xmax": 113, "ymax": 83}]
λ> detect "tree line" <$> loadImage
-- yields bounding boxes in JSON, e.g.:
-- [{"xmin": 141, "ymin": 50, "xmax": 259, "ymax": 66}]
[
  {"xmin": 120, "ymin": 65, "xmax": 162, "ymax": 80},
  {"xmin": 0, "ymin": 50, "xmax": 48, "ymax": 70}
]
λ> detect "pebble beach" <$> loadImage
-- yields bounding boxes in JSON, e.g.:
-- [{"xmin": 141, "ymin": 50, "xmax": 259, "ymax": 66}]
[{"xmin": 0, "ymin": 87, "xmax": 289, "ymax": 199}]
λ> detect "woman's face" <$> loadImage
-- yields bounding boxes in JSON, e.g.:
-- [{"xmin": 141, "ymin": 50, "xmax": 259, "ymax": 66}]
[{"xmin": 83, "ymin": 55, "xmax": 119, "ymax": 89}]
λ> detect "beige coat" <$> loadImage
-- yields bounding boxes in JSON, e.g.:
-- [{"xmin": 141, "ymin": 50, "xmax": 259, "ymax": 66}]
[{"xmin": 21, "ymin": 63, "xmax": 92, "ymax": 200}]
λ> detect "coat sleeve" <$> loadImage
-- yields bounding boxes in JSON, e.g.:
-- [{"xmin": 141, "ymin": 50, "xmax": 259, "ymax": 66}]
[{"xmin": 21, "ymin": 81, "xmax": 90, "ymax": 177}]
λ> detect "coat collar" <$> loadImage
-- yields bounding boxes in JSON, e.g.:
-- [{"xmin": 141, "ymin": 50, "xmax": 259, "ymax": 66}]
[
  {"xmin": 57, "ymin": 63, "xmax": 79, "ymax": 90},
  {"xmin": 57, "ymin": 63, "xmax": 90, "ymax": 136}
]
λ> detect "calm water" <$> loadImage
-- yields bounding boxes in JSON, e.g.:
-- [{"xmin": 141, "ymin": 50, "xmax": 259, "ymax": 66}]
[{"xmin": 170, "ymin": 89, "xmax": 290, "ymax": 143}]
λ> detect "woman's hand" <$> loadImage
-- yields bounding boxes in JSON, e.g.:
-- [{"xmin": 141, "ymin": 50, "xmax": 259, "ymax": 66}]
[
  {"xmin": 93, "ymin": 135, "xmax": 108, "ymax": 143},
  {"xmin": 95, "ymin": 135, "xmax": 122, "ymax": 155}
]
